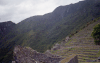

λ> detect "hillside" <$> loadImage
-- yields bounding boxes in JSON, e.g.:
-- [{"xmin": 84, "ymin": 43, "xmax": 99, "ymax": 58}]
[
  {"xmin": 51, "ymin": 18, "xmax": 100, "ymax": 62},
  {"xmin": 0, "ymin": 21, "xmax": 16, "ymax": 63},
  {"xmin": 1, "ymin": 0, "xmax": 100, "ymax": 53},
  {"xmin": 0, "ymin": 21, "xmax": 15, "ymax": 40}
]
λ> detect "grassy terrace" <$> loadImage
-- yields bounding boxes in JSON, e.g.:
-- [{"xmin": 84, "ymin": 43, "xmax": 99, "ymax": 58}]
[{"xmin": 51, "ymin": 19, "xmax": 100, "ymax": 62}]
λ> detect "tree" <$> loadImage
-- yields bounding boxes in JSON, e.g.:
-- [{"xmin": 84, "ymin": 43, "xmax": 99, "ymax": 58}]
[{"xmin": 91, "ymin": 23, "xmax": 100, "ymax": 45}]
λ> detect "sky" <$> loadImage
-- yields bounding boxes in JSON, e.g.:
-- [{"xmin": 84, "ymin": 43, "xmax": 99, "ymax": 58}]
[{"xmin": 0, "ymin": 0, "xmax": 83, "ymax": 23}]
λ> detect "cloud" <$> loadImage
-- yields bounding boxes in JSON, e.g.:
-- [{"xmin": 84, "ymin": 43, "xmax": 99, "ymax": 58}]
[{"xmin": 0, "ymin": 0, "xmax": 83, "ymax": 23}]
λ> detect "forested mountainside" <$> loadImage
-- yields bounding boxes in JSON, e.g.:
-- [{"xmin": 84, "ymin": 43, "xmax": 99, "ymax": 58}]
[
  {"xmin": 13, "ymin": 0, "xmax": 100, "ymax": 52},
  {"xmin": 0, "ymin": 21, "xmax": 15, "ymax": 40},
  {"xmin": 0, "ymin": 21, "xmax": 15, "ymax": 63},
  {"xmin": 0, "ymin": 0, "xmax": 100, "ymax": 62}
]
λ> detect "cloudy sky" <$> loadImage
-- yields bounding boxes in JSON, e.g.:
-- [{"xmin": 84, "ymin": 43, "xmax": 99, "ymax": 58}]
[{"xmin": 0, "ymin": 0, "xmax": 83, "ymax": 23}]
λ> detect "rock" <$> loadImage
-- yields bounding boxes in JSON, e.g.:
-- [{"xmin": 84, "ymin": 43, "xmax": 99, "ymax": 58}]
[
  {"xmin": 86, "ymin": 60, "xmax": 97, "ymax": 62},
  {"xmin": 13, "ymin": 45, "xmax": 36, "ymax": 63},
  {"xmin": 12, "ymin": 61, "xmax": 16, "ymax": 63},
  {"xmin": 45, "ymin": 50, "xmax": 61, "ymax": 58},
  {"xmin": 13, "ymin": 45, "xmax": 62, "ymax": 63},
  {"xmin": 97, "ymin": 57, "xmax": 100, "ymax": 62},
  {"xmin": 65, "ymin": 36, "xmax": 70, "ymax": 42},
  {"xmin": 51, "ymin": 43, "xmax": 61, "ymax": 51}
]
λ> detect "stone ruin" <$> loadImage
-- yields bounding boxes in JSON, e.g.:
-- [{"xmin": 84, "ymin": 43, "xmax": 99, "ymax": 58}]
[
  {"xmin": 59, "ymin": 55, "xmax": 78, "ymax": 63},
  {"xmin": 65, "ymin": 36, "xmax": 70, "ymax": 42},
  {"xmin": 51, "ymin": 43, "xmax": 61, "ymax": 51},
  {"xmin": 67, "ymin": 55, "xmax": 78, "ymax": 63},
  {"xmin": 51, "ymin": 37, "xmax": 70, "ymax": 51},
  {"xmin": 12, "ymin": 45, "xmax": 80, "ymax": 63},
  {"xmin": 45, "ymin": 50, "xmax": 61, "ymax": 58},
  {"xmin": 13, "ymin": 45, "xmax": 62, "ymax": 63}
]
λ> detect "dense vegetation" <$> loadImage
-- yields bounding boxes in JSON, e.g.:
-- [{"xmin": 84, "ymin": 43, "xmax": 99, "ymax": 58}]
[
  {"xmin": 92, "ymin": 23, "xmax": 100, "ymax": 45},
  {"xmin": 0, "ymin": 21, "xmax": 15, "ymax": 63}
]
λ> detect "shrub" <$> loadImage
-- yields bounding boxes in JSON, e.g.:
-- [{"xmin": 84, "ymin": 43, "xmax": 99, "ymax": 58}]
[{"xmin": 91, "ymin": 23, "xmax": 100, "ymax": 45}]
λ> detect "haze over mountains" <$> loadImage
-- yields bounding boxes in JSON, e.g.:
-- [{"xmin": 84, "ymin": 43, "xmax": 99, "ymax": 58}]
[{"xmin": 0, "ymin": 0, "xmax": 100, "ymax": 62}]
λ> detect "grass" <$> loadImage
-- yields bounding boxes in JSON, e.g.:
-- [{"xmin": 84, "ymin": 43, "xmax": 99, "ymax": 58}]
[
  {"xmin": 65, "ymin": 40, "xmax": 73, "ymax": 46},
  {"xmin": 96, "ymin": 50, "xmax": 100, "ymax": 57},
  {"xmin": 51, "ymin": 19, "xmax": 100, "ymax": 62}
]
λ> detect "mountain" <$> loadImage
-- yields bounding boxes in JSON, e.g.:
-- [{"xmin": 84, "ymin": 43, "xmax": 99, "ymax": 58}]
[
  {"xmin": 13, "ymin": 0, "xmax": 100, "ymax": 52},
  {"xmin": 0, "ymin": 0, "xmax": 100, "ymax": 62},
  {"xmin": 0, "ymin": 21, "xmax": 15, "ymax": 63},
  {"xmin": 0, "ymin": 21, "xmax": 15, "ymax": 40}
]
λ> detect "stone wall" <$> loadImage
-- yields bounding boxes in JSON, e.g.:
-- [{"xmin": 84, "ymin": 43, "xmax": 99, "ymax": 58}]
[
  {"xmin": 51, "ymin": 43, "xmax": 61, "ymax": 51},
  {"xmin": 67, "ymin": 55, "xmax": 78, "ymax": 63},
  {"xmin": 59, "ymin": 55, "xmax": 78, "ymax": 63}
]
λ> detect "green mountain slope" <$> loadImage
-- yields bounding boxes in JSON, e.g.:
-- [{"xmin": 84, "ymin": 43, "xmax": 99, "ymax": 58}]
[
  {"xmin": 0, "ymin": 21, "xmax": 16, "ymax": 63},
  {"xmin": 51, "ymin": 18, "xmax": 100, "ymax": 62},
  {"xmin": 1, "ymin": 0, "xmax": 100, "ymax": 53}
]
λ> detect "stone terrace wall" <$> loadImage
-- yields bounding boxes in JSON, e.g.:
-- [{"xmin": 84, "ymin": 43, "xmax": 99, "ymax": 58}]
[
  {"xmin": 60, "ymin": 55, "xmax": 78, "ymax": 63},
  {"xmin": 68, "ymin": 55, "xmax": 78, "ymax": 63}
]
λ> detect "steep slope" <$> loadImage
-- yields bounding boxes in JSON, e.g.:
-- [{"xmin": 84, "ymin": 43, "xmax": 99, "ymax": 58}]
[
  {"xmin": 0, "ymin": 21, "xmax": 15, "ymax": 40},
  {"xmin": 51, "ymin": 18, "xmax": 100, "ymax": 62},
  {"xmin": 4, "ymin": 0, "xmax": 100, "ymax": 53},
  {"xmin": 0, "ymin": 21, "xmax": 16, "ymax": 63}
]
